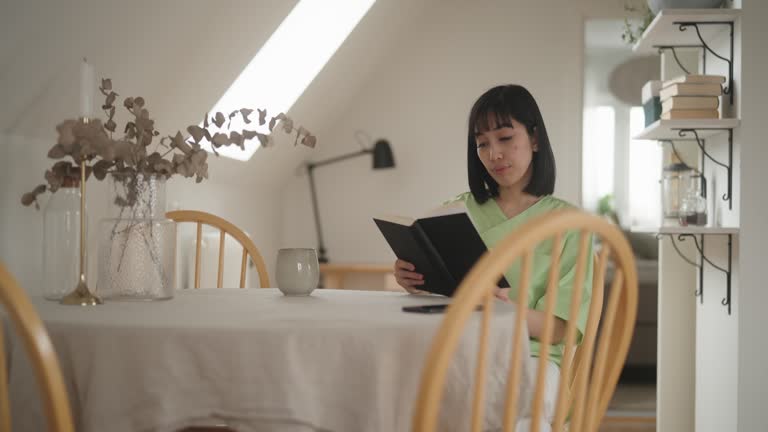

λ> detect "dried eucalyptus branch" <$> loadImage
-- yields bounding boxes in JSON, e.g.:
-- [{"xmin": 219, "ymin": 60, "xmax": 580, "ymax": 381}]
[{"xmin": 22, "ymin": 77, "xmax": 317, "ymax": 208}]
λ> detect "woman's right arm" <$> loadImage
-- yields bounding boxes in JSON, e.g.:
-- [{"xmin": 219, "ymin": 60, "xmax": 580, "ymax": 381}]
[{"xmin": 393, "ymin": 259, "xmax": 428, "ymax": 294}]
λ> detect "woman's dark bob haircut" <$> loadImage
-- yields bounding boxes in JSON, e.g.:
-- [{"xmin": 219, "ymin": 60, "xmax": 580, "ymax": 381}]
[{"xmin": 467, "ymin": 84, "xmax": 556, "ymax": 204}]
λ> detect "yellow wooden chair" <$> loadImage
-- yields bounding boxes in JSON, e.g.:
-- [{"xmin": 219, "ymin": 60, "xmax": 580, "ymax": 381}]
[
  {"xmin": 412, "ymin": 209, "xmax": 638, "ymax": 432},
  {"xmin": 166, "ymin": 210, "xmax": 270, "ymax": 289},
  {"xmin": 0, "ymin": 262, "xmax": 74, "ymax": 432}
]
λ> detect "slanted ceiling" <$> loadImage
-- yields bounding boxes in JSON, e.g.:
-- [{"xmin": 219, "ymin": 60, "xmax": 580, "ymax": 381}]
[{"xmin": 1, "ymin": 0, "xmax": 435, "ymax": 187}]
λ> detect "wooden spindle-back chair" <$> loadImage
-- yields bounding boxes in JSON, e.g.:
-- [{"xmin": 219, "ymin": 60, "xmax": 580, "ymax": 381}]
[
  {"xmin": 166, "ymin": 210, "xmax": 270, "ymax": 289},
  {"xmin": 412, "ymin": 209, "xmax": 638, "ymax": 432},
  {"xmin": 0, "ymin": 262, "xmax": 74, "ymax": 432}
]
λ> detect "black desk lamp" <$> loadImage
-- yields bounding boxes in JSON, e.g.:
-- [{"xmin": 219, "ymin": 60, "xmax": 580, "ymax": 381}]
[{"xmin": 306, "ymin": 139, "xmax": 395, "ymax": 263}]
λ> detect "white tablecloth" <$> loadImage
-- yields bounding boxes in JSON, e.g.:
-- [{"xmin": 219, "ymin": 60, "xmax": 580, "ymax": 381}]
[{"xmin": 7, "ymin": 289, "xmax": 529, "ymax": 432}]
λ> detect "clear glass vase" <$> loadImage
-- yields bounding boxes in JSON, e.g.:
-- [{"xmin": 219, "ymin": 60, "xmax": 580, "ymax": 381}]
[
  {"xmin": 97, "ymin": 173, "xmax": 175, "ymax": 300},
  {"xmin": 42, "ymin": 181, "xmax": 83, "ymax": 300},
  {"xmin": 678, "ymin": 180, "xmax": 708, "ymax": 227}
]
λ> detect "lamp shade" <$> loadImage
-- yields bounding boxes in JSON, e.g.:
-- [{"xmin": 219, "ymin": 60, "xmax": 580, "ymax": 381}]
[{"xmin": 372, "ymin": 139, "xmax": 395, "ymax": 169}]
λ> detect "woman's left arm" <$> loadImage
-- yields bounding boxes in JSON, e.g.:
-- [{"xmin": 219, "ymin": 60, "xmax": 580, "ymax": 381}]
[{"xmin": 494, "ymin": 229, "xmax": 594, "ymax": 344}]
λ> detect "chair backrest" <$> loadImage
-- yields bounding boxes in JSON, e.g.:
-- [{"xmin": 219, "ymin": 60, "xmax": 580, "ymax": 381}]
[
  {"xmin": 563, "ymin": 254, "xmax": 605, "ymax": 417},
  {"xmin": 166, "ymin": 210, "xmax": 270, "ymax": 289},
  {"xmin": 412, "ymin": 209, "xmax": 638, "ymax": 432},
  {"xmin": 0, "ymin": 262, "xmax": 74, "ymax": 432}
]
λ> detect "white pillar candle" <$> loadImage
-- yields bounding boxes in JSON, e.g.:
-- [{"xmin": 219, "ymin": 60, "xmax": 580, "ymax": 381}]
[{"xmin": 80, "ymin": 58, "xmax": 95, "ymax": 119}]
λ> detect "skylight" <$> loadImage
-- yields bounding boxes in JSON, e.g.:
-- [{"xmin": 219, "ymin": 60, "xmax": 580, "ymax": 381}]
[{"xmin": 203, "ymin": 0, "xmax": 376, "ymax": 161}]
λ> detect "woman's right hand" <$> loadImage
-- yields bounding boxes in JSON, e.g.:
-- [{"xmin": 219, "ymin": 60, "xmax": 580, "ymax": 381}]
[{"xmin": 394, "ymin": 259, "xmax": 428, "ymax": 294}]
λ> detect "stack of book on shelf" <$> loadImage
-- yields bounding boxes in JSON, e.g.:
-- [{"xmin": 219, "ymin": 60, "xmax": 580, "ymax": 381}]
[
  {"xmin": 659, "ymin": 74, "xmax": 725, "ymax": 120},
  {"xmin": 642, "ymin": 80, "xmax": 662, "ymax": 127}
]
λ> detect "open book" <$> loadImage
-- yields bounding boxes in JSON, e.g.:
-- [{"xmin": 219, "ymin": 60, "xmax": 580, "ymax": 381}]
[{"xmin": 373, "ymin": 202, "xmax": 509, "ymax": 297}]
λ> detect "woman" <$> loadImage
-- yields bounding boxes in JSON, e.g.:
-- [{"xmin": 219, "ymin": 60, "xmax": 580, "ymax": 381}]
[{"xmin": 394, "ymin": 84, "xmax": 593, "ymax": 429}]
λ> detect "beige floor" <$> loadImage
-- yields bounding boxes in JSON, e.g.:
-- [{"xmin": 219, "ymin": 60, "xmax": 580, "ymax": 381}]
[
  {"xmin": 600, "ymin": 383, "xmax": 656, "ymax": 432},
  {"xmin": 600, "ymin": 420, "xmax": 655, "ymax": 432},
  {"xmin": 607, "ymin": 383, "xmax": 656, "ymax": 415}
]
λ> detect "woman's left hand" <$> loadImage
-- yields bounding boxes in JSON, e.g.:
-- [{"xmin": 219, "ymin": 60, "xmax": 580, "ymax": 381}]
[{"xmin": 494, "ymin": 287, "xmax": 511, "ymax": 303}]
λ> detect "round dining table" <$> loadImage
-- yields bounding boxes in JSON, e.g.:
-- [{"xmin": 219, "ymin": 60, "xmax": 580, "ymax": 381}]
[{"xmin": 7, "ymin": 288, "xmax": 529, "ymax": 432}]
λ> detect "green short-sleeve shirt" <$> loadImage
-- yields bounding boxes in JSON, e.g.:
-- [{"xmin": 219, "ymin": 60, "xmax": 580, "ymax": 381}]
[{"xmin": 447, "ymin": 192, "xmax": 594, "ymax": 367}]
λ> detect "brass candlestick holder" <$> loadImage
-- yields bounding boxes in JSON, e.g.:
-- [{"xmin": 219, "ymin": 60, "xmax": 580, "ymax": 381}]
[{"xmin": 60, "ymin": 118, "xmax": 103, "ymax": 306}]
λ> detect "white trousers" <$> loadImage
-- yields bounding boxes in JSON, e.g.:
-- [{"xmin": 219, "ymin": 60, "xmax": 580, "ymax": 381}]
[{"xmin": 515, "ymin": 356, "xmax": 561, "ymax": 432}]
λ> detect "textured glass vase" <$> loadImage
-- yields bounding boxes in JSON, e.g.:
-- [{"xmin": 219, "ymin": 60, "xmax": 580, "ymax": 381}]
[
  {"xmin": 97, "ymin": 173, "xmax": 175, "ymax": 300},
  {"xmin": 42, "ymin": 182, "xmax": 84, "ymax": 300}
]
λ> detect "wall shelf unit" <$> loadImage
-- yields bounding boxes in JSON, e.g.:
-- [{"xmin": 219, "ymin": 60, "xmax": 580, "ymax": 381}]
[
  {"xmin": 631, "ymin": 226, "xmax": 738, "ymax": 235},
  {"xmin": 630, "ymin": 6, "xmax": 741, "ymax": 314},
  {"xmin": 630, "ymin": 5, "xmax": 745, "ymax": 430},
  {"xmin": 633, "ymin": 9, "xmax": 740, "ymax": 104},
  {"xmin": 633, "ymin": 9, "xmax": 740, "ymax": 54},
  {"xmin": 632, "ymin": 226, "xmax": 735, "ymax": 315},
  {"xmin": 634, "ymin": 119, "xmax": 739, "ymax": 141}
]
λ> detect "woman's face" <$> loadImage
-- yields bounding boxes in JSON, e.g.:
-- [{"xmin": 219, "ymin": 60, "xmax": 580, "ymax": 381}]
[{"xmin": 474, "ymin": 116, "xmax": 537, "ymax": 190}]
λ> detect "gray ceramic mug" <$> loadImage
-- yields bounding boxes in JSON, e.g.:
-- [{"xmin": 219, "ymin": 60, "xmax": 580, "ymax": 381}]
[{"xmin": 276, "ymin": 248, "xmax": 319, "ymax": 296}]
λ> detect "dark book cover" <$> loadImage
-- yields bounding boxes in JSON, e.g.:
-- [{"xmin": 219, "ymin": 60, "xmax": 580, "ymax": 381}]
[
  {"xmin": 373, "ymin": 218, "xmax": 456, "ymax": 296},
  {"xmin": 373, "ymin": 209, "xmax": 508, "ymax": 297}
]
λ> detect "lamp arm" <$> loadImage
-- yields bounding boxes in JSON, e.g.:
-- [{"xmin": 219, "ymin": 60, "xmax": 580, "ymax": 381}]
[{"xmin": 306, "ymin": 148, "xmax": 371, "ymax": 170}]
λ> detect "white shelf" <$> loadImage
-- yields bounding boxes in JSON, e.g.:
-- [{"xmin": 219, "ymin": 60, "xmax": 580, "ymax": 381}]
[
  {"xmin": 632, "ymin": 9, "xmax": 741, "ymax": 55},
  {"xmin": 631, "ymin": 225, "xmax": 739, "ymax": 235},
  {"xmin": 634, "ymin": 118, "xmax": 740, "ymax": 140}
]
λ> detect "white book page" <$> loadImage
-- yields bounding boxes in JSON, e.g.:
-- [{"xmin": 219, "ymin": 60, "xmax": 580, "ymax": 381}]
[
  {"xmin": 374, "ymin": 201, "xmax": 470, "ymax": 226},
  {"xmin": 422, "ymin": 200, "xmax": 468, "ymax": 218},
  {"xmin": 422, "ymin": 200, "xmax": 484, "ymax": 233},
  {"xmin": 373, "ymin": 214, "xmax": 416, "ymax": 226}
]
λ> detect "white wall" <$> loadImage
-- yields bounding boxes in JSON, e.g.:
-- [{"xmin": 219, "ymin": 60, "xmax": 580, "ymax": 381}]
[
  {"xmin": 165, "ymin": 177, "xmax": 280, "ymax": 288},
  {"xmin": 683, "ymin": 2, "xmax": 768, "ymax": 430},
  {"xmin": 691, "ymin": 18, "xmax": 740, "ymax": 432},
  {"xmin": 1, "ymin": 0, "xmax": 628, "ymax": 286},
  {"xmin": 657, "ymin": 236, "xmax": 696, "ymax": 432},
  {"xmin": 736, "ymin": 0, "xmax": 768, "ymax": 430},
  {"xmin": 0, "ymin": 0, "xmax": 305, "ymax": 292},
  {"xmin": 280, "ymin": 0, "xmax": 625, "ymax": 265},
  {"xmin": 653, "ymin": 18, "xmax": 742, "ymax": 430},
  {"xmin": 0, "ymin": 133, "xmax": 9, "ymax": 272},
  {"xmin": 657, "ymin": 1, "xmax": 768, "ymax": 430},
  {"xmin": 656, "ymin": 48, "xmax": 699, "ymax": 432},
  {"xmin": 1, "ymin": 133, "xmax": 67, "ymax": 294}
]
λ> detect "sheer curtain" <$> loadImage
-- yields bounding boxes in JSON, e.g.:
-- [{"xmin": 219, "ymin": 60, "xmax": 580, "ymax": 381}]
[
  {"xmin": 627, "ymin": 106, "xmax": 662, "ymax": 228},
  {"xmin": 582, "ymin": 105, "xmax": 661, "ymax": 228},
  {"xmin": 581, "ymin": 106, "xmax": 615, "ymax": 212}
]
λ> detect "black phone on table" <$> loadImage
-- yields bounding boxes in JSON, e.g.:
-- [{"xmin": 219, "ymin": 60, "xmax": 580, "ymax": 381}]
[
  {"xmin": 401, "ymin": 304, "xmax": 483, "ymax": 314},
  {"xmin": 402, "ymin": 304, "xmax": 450, "ymax": 313}
]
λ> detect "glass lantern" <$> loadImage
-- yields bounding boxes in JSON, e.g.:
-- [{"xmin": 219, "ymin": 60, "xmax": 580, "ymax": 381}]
[
  {"xmin": 661, "ymin": 160, "xmax": 695, "ymax": 220},
  {"xmin": 42, "ymin": 179, "xmax": 83, "ymax": 300},
  {"xmin": 679, "ymin": 175, "xmax": 708, "ymax": 226}
]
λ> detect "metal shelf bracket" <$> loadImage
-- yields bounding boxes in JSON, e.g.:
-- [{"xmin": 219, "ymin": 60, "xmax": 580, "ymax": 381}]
[
  {"xmin": 676, "ymin": 21, "xmax": 734, "ymax": 104},
  {"xmin": 657, "ymin": 233, "xmax": 732, "ymax": 314},
  {"xmin": 675, "ymin": 129, "xmax": 733, "ymax": 210}
]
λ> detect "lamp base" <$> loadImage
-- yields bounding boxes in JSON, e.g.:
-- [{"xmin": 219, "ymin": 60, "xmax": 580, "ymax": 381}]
[
  {"xmin": 60, "ymin": 279, "xmax": 103, "ymax": 306},
  {"xmin": 317, "ymin": 247, "xmax": 328, "ymax": 264}
]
